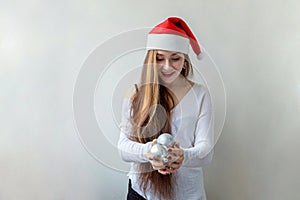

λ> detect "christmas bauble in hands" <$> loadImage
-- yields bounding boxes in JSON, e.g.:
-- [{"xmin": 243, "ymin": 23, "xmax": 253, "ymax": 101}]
[
  {"xmin": 150, "ymin": 133, "xmax": 174, "ymax": 164},
  {"xmin": 157, "ymin": 133, "xmax": 174, "ymax": 147}
]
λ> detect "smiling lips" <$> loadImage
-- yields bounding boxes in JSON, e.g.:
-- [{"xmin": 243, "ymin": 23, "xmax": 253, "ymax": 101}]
[{"xmin": 161, "ymin": 71, "xmax": 175, "ymax": 78}]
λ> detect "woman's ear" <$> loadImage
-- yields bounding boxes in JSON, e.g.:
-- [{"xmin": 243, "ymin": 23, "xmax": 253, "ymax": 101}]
[{"xmin": 183, "ymin": 61, "xmax": 187, "ymax": 69}]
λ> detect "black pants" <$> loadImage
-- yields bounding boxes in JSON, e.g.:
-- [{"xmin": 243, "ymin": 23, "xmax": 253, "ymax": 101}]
[{"xmin": 127, "ymin": 179, "xmax": 146, "ymax": 200}]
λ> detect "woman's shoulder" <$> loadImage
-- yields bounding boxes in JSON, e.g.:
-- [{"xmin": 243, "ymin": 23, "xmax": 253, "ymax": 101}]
[
  {"xmin": 192, "ymin": 82, "xmax": 210, "ymax": 96},
  {"xmin": 191, "ymin": 83, "xmax": 212, "ymax": 112},
  {"xmin": 123, "ymin": 84, "xmax": 138, "ymax": 100}
]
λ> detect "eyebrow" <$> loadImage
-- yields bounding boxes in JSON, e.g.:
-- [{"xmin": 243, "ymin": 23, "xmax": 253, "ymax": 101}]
[{"xmin": 156, "ymin": 53, "xmax": 180, "ymax": 56}]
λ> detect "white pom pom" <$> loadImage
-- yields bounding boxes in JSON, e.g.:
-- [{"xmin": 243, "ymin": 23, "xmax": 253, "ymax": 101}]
[{"xmin": 197, "ymin": 51, "xmax": 205, "ymax": 60}]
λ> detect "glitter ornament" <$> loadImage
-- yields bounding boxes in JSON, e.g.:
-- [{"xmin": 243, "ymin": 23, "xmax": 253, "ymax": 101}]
[
  {"xmin": 150, "ymin": 133, "xmax": 174, "ymax": 164},
  {"xmin": 157, "ymin": 133, "xmax": 175, "ymax": 147},
  {"xmin": 150, "ymin": 143, "xmax": 167, "ymax": 158}
]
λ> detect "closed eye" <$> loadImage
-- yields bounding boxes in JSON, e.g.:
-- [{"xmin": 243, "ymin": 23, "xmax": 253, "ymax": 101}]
[{"xmin": 171, "ymin": 57, "xmax": 180, "ymax": 61}]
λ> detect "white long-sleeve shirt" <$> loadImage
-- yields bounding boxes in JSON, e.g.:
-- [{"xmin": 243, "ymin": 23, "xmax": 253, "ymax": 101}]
[{"xmin": 118, "ymin": 83, "xmax": 214, "ymax": 200}]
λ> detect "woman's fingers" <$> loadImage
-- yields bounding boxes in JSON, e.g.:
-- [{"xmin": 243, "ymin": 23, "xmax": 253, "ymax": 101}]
[
  {"xmin": 168, "ymin": 148, "xmax": 184, "ymax": 157},
  {"xmin": 173, "ymin": 141, "xmax": 180, "ymax": 148},
  {"xmin": 164, "ymin": 166, "xmax": 176, "ymax": 174},
  {"xmin": 164, "ymin": 143, "xmax": 184, "ymax": 171},
  {"xmin": 147, "ymin": 154, "xmax": 165, "ymax": 170},
  {"xmin": 158, "ymin": 168, "xmax": 172, "ymax": 175},
  {"xmin": 151, "ymin": 158, "xmax": 165, "ymax": 169},
  {"xmin": 152, "ymin": 139, "xmax": 157, "ymax": 146},
  {"xmin": 166, "ymin": 148, "xmax": 184, "ymax": 164},
  {"xmin": 168, "ymin": 160, "xmax": 182, "ymax": 169},
  {"xmin": 147, "ymin": 140, "xmax": 184, "ymax": 173}
]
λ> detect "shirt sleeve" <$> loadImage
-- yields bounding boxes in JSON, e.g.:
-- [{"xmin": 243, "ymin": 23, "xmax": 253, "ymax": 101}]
[
  {"xmin": 117, "ymin": 98, "xmax": 152, "ymax": 163},
  {"xmin": 182, "ymin": 87, "xmax": 214, "ymax": 168}
]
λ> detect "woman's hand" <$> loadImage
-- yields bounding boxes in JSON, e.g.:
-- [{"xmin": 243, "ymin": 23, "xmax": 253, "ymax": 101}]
[
  {"xmin": 146, "ymin": 140, "xmax": 184, "ymax": 175},
  {"xmin": 146, "ymin": 139, "xmax": 166, "ymax": 171},
  {"xmin": 165, "ymin": 142, "xmax": 184, "ymax": 173}
]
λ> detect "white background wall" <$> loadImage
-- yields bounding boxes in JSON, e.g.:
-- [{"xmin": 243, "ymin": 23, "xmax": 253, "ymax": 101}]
[{"xmin": 1, "ymin": 0, "xmax": 300, "ymax": 199}]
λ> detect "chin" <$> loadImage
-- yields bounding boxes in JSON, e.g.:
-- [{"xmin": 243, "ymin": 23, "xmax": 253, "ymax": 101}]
[
  {"xmin": 160, "ymin": 78, "xmax": 176, "ymax": 86},
  {"xmin": 159, "ymin": 73, "xmax": 179, "ymax": 84}
]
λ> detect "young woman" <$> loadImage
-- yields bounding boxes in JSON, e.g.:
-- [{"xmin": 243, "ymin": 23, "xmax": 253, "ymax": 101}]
[{"xmin": 118, "ymin": 17, "xmax": 214, "ymax": 200}]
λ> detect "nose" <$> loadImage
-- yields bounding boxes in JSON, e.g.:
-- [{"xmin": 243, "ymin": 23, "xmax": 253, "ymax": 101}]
[{"xmin": 162, "ymin": 59, "xmax": 171, "ymax": 70}]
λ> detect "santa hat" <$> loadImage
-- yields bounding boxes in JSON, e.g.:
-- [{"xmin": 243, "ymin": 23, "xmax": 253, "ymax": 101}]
[{"xmin": 146, "ymin": 17, "xmax": 204, "ymax": 59}]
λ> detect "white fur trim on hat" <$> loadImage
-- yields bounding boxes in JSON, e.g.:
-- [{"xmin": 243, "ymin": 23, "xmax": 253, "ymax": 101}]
[{"xmin": 146, "ymin": 34, "xmax": 190, "ymax": 54}]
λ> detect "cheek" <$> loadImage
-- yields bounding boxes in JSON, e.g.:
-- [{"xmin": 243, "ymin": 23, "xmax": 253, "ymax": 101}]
[{"xmin": 173, "ymin": 61, "xmax": 184, "ymax": 71}]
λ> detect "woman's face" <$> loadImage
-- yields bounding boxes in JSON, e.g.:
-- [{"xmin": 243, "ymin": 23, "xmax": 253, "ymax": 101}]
[{"xmin": 156, "ymin": 50, "xmax": 185, "ymax": 84}]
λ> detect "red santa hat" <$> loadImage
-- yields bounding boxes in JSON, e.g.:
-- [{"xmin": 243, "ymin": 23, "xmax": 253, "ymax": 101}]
[{"xmin": 147, "ymin": 17, "xmax": 204, "ymax": 59}]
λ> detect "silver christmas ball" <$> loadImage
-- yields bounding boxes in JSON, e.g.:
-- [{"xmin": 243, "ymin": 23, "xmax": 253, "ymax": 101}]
[
  {"xmin": 150, "ymin": 143, "xmax": 167, "ymax": 158},
  {"xmin": 157, "ymin": 133, "xmax": 174, "ymax": 147}
]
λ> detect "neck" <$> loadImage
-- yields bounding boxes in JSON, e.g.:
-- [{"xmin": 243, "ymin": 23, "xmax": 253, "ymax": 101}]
[{"xmin": 164, "ymin": 76, "xmax": 191, "ymax": 91}]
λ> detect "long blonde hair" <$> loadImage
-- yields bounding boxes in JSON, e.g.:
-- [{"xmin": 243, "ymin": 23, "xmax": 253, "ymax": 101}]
[{"xmin": 130, "ymin": 49, "xmax": 192, "ymax": 199}]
